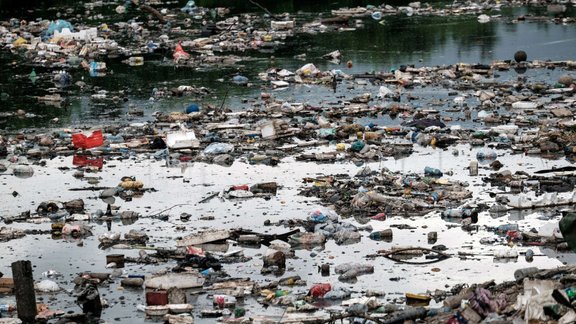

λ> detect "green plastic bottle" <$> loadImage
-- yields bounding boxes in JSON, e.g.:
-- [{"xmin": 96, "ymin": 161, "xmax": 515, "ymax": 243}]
[{"xmin": 29, "ymin": 68, "xmax": 37, "ymax": 83}]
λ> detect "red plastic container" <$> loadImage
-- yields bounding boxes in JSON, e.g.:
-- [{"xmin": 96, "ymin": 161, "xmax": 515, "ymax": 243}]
[
  {"xmin": 72, "ymin": 130, "xmax": 104, "ymax": 149},
  {"xmin": 146, "ymin": 291, "xmax": 168, "ymax": 306}
]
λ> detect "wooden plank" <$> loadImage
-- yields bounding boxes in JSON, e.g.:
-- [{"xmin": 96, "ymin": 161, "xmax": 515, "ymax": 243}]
[{"xmin": 12, "ymin": 260, "xmax": 37, "ymax": 322}]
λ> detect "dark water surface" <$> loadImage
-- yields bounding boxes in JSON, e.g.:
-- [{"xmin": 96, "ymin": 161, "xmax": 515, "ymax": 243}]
[{"xmin": 0, "ymin": 2, "xmax": 574, "ymax": 130}]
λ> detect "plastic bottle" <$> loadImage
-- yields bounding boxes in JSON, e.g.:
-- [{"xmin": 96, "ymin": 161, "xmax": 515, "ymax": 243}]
[
  {"xmin": 338, "ymin": 270, "xmax": 359, "ymax": 281},
  {"xmin": 430, "ymin": 191, "xmax": 445, "ymax": 202},
  {"xmin": 347, "ymin": 303, "xmax": 368, "ymax": 315},
  {"xmin": 476, "ymin": 151, "xmax": 497, "ymax": 164},
  {"xmin": 365, "ymin": 289, "xmax": 386, "ymax": 297},
  {"xmin": 469, "ymin": 161, "xmax": 478, "ymax": 176},
  {"xmin": 201, "ymin": 268, "xmax": 216, "ymax": 276},
  {"xmin": 128, "ymin": 56, "xmax": 144, "ymax": 66},
  {"xmin": 369, "ymin": 229, "xmax": 393, "ymax": 241},
  {"xmin": 334, "ymin": 231, "xmax": 361, "ymax": 245},
  {"xmin": 496, "ymin": 224, "xmax": 519, "ymax": 233},
  {"xmin": 29, "ymin": 68, "xmax": 37, "ymax": 83},
  {"xmin": 384, "ymin": 307, "xmax": 427, "ymax": 323},
  {"xmin": 120, "ymin": 277, "xmax": 144, "ymax": 287},
  {"xmin": 442, "ymin": 209, "xmax": 463, "ymax": 218},
  {"xmin": 552, "ymin": 287, "xmax": 576, "ymax": 308},
  {"xmin": 525, "ymin": 249, "xmax": 534, "ymax": 262},
  {"xmin": 106, "ymin": 134, "xmax": 124, "ymax": 143},
  {"xmin": 442, "ymin": 209, "xmax": 478, "ymax": 222},
  {"xmin": 514, "ymin": 267, "xmax": 539, "ymax": 281},
  {"xmin": 13, "ymin": 165, "xmax": 34, "ymax": 178},
  {"xmin": 338, "ymin": 264, "xmax": 374, "ymax": 281},
  {"xmin": 274, "ymin": 290, "xmax": 289, "ymax": 297},
  {"xmin": 512, "ymin": 101, "xmax": 537, "ymax": 110},
  {"xmin": 424, "ymin": 166, "xmax": 443, "ymax": 177}
]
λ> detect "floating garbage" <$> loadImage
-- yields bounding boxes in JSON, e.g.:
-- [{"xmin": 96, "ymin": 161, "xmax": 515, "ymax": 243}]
[
  {"xmin": 476, "ymin": 150, "xmax": 497, "ymax": 164},
  {"xmin": 231, "ymin": 75, "xmax": 249, "ymax": 85},
  {"xmin": 166, "ymin": 129, "xmax": 199, "ymax": 149},
  {"xmin": 144, "ymin": 273, "xmax": 205, "ymax": 290},
  {"xmin": 173, "ymin": 42, "xmax": 190, "ymax": 61},
  {"xmin": 477, "ymin": 14, "xmax": 491, "ymax": 23},
  {"xmin": 42, "ymin": 19, "xmax": 73, "ymax": 40},
  {"xmin": 35, "ymin": 280, "xmax": 60, "ymax": 292}
]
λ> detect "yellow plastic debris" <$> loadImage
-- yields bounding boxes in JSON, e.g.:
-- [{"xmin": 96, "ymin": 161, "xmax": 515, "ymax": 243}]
[
  {"xmin": 12, "ymin": 37, "xmax": 28, "ymax": 47},
  {"xmin": 119, "ymin": 180, "xmax": 144, "ymax": 190}
]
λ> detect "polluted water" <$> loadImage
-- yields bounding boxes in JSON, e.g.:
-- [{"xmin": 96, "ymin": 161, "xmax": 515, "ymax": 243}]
[{"xmin": 0, "ymin": 0, "xmax": 576, "ymax": 323}]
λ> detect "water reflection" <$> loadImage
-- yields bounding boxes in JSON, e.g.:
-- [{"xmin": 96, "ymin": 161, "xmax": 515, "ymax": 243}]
[{"xmin": 72, "ymin": 155, "xmax": 104, "ymax": 169}]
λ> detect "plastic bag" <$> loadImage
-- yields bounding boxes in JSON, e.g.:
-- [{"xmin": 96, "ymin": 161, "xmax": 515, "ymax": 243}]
[
  {"xmin": 308, "ymin": 206, "xmax": 339, "ymax": 223},
  {"xmin": 309, "ymin": 283, "xmax": 331, "ymax": 298},
  {"xmin": 173, "ymin": 42, "xmax": 190, "ymax": 61},
  {"xmin": 204, "ymin": 142, "xmax": 234, "ymax": 155},
  {"xmin": 296, "ymin": 63, "xmax": 320, "ymax": 77},
  {"xmin": 35, "ymin": 279, "xmax": 60, "ymax": 292}
]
